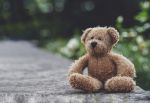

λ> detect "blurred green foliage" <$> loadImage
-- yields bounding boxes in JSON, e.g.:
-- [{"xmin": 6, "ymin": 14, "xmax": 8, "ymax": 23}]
[
  {"xmin": 45, "ymin": 1, "xmax": 150, "ymax": 90},
  {"xmin": 0, "ymin": 0, "xmax": 140, "ymax": 41}
]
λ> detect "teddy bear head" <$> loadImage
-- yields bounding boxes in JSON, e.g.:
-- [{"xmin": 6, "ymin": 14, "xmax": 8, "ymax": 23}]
[{"xmin": 81, "ymin": 27, "xmax": 119, "ymax": 56}]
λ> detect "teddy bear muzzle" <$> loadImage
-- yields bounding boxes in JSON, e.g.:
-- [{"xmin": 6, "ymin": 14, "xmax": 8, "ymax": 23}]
[{"xmin": 91, "ymin": 42, "xmax": 97, "ymax": 48}]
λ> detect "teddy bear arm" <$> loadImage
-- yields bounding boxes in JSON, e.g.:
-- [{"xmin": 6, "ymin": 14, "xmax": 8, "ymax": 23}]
[
  {"xmin": 68, "ymin": 54, "xmax": 88, "ymax": 76},
  {"xmin": 110, "ymin": 53, "xmax": 136, "ymax": 78}
]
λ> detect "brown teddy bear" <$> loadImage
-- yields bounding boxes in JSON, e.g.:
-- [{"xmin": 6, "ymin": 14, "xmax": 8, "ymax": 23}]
[{"xmin": 68, "ymin": 27, "xmax": 136, "ymax": 92}]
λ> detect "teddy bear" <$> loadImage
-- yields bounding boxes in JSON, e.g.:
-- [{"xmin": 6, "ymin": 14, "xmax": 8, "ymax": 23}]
[{"xmin": 68, "ymin": 27, "xmax": 136, "ymax": 92}]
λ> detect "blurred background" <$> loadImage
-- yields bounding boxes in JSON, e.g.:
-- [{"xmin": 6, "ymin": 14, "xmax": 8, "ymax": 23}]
[{"xmin": 0, "ymin": 0, "xmax": 150, "ymax": 90}]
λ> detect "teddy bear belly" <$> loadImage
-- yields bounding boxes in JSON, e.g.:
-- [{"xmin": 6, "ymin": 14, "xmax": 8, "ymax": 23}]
[{"xmin": 88, "ymin": 66, "xmax": 117, "ymax": 82}]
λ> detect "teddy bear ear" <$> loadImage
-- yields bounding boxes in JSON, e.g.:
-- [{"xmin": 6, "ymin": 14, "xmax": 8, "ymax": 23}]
[
  {"xmin": 107, "ymin": 27, "xmax": 119, "ymax": 45},
  {"xmin": 81, "ymin": 28, "xmax": 92, "ymax": 43}
]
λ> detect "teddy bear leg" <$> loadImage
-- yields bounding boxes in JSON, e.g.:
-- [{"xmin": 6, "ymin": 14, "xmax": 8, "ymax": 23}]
[
  {"xmin": 105, "ymin": 76, "xmax": 136, "ymax": 92},
  {"xmin": 69, "ymin": 73, "xmax": 103, "ymax": 92}
]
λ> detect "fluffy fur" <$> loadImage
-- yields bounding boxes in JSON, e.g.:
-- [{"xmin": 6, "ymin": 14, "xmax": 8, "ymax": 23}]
[{"xmin": 68, "ymin": 27, "xmax": 136, "ymax": 92}]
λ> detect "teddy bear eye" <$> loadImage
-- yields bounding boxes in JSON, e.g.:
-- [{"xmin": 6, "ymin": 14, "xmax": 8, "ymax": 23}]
[
  {"xmin": 98, "ymin": 38, "xmax": 102, "ymax": 40},
  {"xmin": 91, "ymin": 37, "xmax": 94, "ymax": 39}
]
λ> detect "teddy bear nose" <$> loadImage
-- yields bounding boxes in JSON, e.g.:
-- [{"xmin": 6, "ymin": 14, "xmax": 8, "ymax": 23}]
[{"xmin": 91, "ymin": 42, "xmax": 97, "ymax": 48}]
